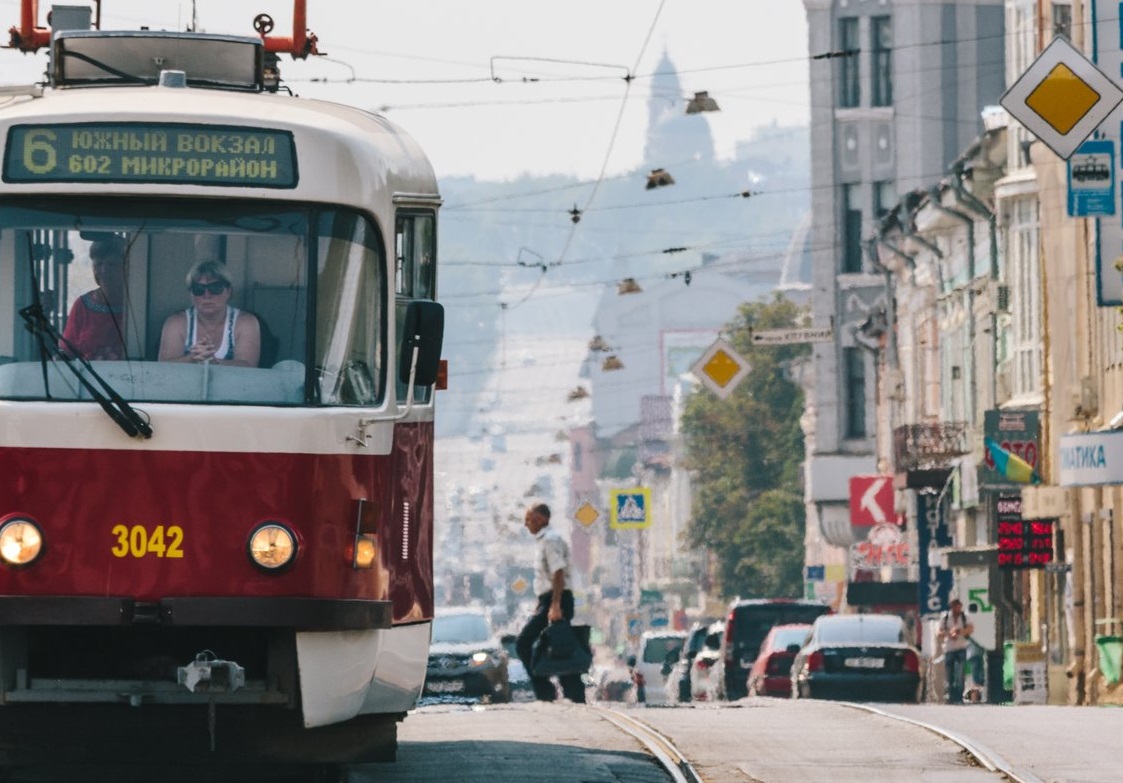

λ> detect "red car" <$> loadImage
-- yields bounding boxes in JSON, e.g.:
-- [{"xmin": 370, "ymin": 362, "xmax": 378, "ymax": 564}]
[{"xmin": 746, "ymin": 624, "xmax": 812, "ymax": 698}]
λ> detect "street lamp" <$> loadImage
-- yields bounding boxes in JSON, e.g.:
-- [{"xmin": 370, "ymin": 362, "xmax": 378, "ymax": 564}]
[
  {"xmin": 646, "ymin": 168, "xmax": 675, "ymax": 190},
  {"xmin": 686, "ymin": 91, "xmax": 720, "ymax": 114}
]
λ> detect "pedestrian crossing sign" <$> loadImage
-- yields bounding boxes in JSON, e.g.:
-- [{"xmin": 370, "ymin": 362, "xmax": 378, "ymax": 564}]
[{"xmin": 610, "ymin": 488, "xmax": 652, "ymax": 529}]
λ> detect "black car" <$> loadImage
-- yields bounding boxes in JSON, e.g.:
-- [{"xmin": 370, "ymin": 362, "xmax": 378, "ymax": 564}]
[
  {"xmin": 424, "ymin": 608, "xmax": 510, "ymax": 703},
  {"xmin": 720, "ymin": 598, "xmax": 831, "ymax": 700},
  {"xmin": 666, "ymin": 622, "xmax": 712, "ymax": 703},
  {"xmin": 790, "ymin": 613, "xmax": 921, "ymax": 703}
]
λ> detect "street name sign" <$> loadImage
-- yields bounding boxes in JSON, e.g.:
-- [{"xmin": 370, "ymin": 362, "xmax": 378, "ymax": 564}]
[
  {"xmin": 749, "ymin": 326, "xmax": 833, "ymax": 346},
  {"xmin": 691, "ymin": 338, "xmax": 750, "ymax": 400},
  {"xmin": 1000, "ymin": 35, "xmax": 1123, "ymax": 160}
]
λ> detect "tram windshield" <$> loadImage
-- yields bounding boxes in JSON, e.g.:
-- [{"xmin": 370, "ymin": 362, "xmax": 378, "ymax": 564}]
[{"xmin": 0, "ymin": 199, "xmax": 394, "ymax": 407}]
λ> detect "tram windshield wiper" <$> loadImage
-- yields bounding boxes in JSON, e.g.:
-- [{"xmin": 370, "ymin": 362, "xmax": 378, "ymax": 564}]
[{"xmin": 18, "ymin": 303, "xmax": 153, "ymax": 440}]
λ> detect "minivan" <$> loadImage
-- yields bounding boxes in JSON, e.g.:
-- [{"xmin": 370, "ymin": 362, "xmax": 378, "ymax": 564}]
[
  {"xmin": 720, "ymin": 599, "xmax": 831, "ymax": 700},
  {"xmin": 632, "ymin": 630, "xmax": 687, "ymax": 704}
]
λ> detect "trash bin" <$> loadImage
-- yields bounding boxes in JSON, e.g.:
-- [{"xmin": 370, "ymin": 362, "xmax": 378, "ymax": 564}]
[{"xmin": 1095, "ymin": 635, "xmax": 1123, "ymax": 685}]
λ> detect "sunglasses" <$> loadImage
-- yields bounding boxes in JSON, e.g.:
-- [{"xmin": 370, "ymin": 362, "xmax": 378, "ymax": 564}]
[{"xmin": 190, "ymin": 281, "xmax": 229, "ymax": 296}]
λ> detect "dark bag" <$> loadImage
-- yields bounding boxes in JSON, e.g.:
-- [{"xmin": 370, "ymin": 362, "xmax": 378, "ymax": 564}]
[{"xmin": 531, "ymin": 620, "xmax": 593, "ymax": 677}]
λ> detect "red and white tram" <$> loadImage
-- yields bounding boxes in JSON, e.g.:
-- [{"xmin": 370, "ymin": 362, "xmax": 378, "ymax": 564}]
[{"xmin": 0, "ymin": 1, "xmax": 443, "ymax": 774}]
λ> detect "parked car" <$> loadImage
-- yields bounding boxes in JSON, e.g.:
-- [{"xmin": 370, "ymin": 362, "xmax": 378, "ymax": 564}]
[
  {"xmin": 790, "ymin": 613, "xmax": 921, "ymax": 703},
  {"xmin": 665, "ymin": 622, "xmax": 713, "ymax": 704},
  {"xmin": 424, "ymin": 607, "xmax": 510, "ymax": 703},
  {"xmin": 592, "ymin": 662, "xmax": 634, "ymax": 702},
  {"xmin": 721, "ymin": 598, "xmax": 832, "ymax": 700},
  {"xmin": 500, "ymin": 633, "xmax": 535, "ymax": 701},
  {"xmin": 689, "ymin": 622, "xmax": 724, "ymax": 702},
  {"xmin": 746, "ymin": 623, "xmax": 812, "ymax": 698},
  {"xmin": 632, "ymin": 630, "xmax": 688, "ymax": 704}
]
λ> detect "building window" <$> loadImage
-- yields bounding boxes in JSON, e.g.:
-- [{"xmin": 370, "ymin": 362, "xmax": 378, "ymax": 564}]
[
  {"xmin": 871, "ymin": 16, "xmax": 893, "ymax": 106},
  {"xmin": 1052, "ymin": 1, "xmax": 1072, "ymax": 40},
  {"xmin": 842, "ymin": 184, "xmax": 864, "ymax": 273},
  {"xmin": 839, "ymin": 18, "xmax": 860, "ymax": 108},
  {"xmin": 1008, "ymin": 199, "xmax": 1041, "ymax": 397},
  {"xmin": 844, "ymin": 347, "xmax": 867, "ymax": 438},
  {"xmin": 874, "ymin": 181, "xmax": 896, "ymax": 220}
]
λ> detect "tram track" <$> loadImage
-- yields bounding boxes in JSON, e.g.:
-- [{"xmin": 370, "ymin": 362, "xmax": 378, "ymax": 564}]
[
  {"xmin": 844, "ymin": 703, "xmax": 1045, "ymax": 783},
  {"xmin": 592, "ymin": 706, "xmax": 704, "ymax": 783}
]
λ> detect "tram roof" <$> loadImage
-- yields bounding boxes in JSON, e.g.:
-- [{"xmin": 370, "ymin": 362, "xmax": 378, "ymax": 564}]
[{"xmin": 0, "ymin": 83, "xmax": 439, "ymax": 207}]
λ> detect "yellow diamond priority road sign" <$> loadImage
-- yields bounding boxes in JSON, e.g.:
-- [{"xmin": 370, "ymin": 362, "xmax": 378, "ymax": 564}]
[
  {"xmin": 691, "ymin": 338, "xmax": 750, "ymax": 400},
  {"xmin": 574, "ymin": 501, "xmax": 600, "ymax": 528},
  {"xmin": 1001, "ymin": 35, "xmax": 1123, "ymax": 160}
]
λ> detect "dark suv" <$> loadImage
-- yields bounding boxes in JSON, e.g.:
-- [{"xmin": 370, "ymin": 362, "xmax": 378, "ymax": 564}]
[{"xmin": 721, "ymin": 598, "xmax": 830, "ymax": 701}]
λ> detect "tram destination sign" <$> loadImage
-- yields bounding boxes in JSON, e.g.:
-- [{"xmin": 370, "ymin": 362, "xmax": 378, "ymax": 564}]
[{"xmin": 3, "ymin": 123, "xmax": 298, "ymax": 188}]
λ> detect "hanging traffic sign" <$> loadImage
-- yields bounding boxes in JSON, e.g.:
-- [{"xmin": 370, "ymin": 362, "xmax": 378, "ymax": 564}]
[
  {"xmin": 1000, "ymin": 35, "xmax": 1123, "ymax": 160},
  {"xmin": 691, "ymin": 338, "xmax": 750, "ymax": 400}
]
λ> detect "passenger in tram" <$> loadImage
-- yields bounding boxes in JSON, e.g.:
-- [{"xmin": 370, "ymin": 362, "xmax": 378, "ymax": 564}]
[
  {"xmin": 60, "ymin": 235, "xmax": 129, "ymax": 360},
  {"xmin": 158, "ymin": 260, "xmax": 261, "ymax": 367}
]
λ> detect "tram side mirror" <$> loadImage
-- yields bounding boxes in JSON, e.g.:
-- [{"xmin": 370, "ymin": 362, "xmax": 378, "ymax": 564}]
[{"xmin": 398, "ymin": 300, "xmax": 445, "ymax": 387}]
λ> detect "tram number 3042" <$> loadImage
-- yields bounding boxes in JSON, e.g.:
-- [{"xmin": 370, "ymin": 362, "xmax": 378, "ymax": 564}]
[{"xmin": 110, "ymin": 524, "xmax": 186, "ymax": 559}]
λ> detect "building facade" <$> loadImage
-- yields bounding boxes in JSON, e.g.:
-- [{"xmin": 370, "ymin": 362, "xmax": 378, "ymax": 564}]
[{"xmin": 801, "ymin": 0, "xmax": 1006, "ymax": 607}]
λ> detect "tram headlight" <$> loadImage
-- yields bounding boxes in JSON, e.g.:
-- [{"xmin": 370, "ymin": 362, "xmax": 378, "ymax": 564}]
[
  {"xmin": 247, "ymin": 523, "xmax": 297, "ymax": 571},
  {"xmin": 0, "ymin": 518, "xmax": 43, "ymax": 567}
]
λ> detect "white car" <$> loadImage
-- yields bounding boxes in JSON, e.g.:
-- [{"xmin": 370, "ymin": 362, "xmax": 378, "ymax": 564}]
[
  {"xmin": 632, "ymin": 630, "xmax": 687, "ymax": 705},
  {"xmin": 689, "ymin": 623, "xmax": 724, "ymax": 702}
]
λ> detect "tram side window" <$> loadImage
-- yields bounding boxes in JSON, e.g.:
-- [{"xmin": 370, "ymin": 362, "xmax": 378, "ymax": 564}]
[
  {"xmin": 314, "ymin": 211, "xmax": 385, "ymax": 406},
  {"xmin": 395, "ymin": 211, "xmax": 436, "ymax": 405}
]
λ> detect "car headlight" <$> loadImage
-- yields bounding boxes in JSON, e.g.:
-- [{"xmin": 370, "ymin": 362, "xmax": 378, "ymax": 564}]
[
  {"xmin": 470, "ymin": 651, "xmax": 492, "ymax": 667},
  {"xmin": 247, "ymin": 523, "xmax": 297, "ymax": 571},
  {"xmin": 0, "ymin": 517, "xmax": 43, "ymax": 567}
]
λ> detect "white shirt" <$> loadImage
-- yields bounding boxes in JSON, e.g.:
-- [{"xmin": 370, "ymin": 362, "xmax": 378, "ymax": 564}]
[
  {"xmin": 534, "ymin": 525, "xmax": 572, "ymax": 596},
  {"xmin": 941, "ymin": 610, "xmax": 971, "ymax": 652}
]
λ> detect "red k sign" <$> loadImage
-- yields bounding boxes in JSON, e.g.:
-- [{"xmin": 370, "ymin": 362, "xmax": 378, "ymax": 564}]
[{"xmin": 849, "ymin": 475, "xmax": 894, "ymax": 527}]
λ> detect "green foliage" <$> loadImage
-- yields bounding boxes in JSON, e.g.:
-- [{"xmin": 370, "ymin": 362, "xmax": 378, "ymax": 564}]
[{"xmin": 681, "ymin": 293, "xmax": 809, "ymax": 599}]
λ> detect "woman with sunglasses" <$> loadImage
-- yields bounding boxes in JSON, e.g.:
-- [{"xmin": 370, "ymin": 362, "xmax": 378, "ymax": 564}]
[{"xmin": 158, "ymin": 260, "xmax": 260, "ymax": 367}]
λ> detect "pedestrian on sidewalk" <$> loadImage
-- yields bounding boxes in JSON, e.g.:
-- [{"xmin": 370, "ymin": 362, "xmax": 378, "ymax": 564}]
[
  {"xmin": 938, "ymin": 598, "xmax": 974, "ymax": 704},
  {"xmin": 515, "ymin": 503, "xmax": 586, "ymax": 703}
]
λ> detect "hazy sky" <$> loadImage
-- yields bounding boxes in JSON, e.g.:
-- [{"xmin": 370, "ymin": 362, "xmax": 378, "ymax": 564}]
[{"xmin": 0, "ymin": 1, "xmax": 810, "ymax": 181}]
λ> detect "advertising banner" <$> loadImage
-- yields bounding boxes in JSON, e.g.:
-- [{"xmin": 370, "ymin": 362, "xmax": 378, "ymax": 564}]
[{"xmin": 979, "ymin": 410, "xmax": 1040, "ymax": 489}]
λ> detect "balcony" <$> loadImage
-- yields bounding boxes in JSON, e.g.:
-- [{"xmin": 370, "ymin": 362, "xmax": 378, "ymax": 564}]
[{"xmin": 893, "ymin": 422, "xmax": 970, "ymax": 488}]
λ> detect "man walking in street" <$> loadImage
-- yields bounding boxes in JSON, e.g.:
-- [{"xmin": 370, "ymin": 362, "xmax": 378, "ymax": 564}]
[
  {"xmin": 938, "ymin": 598, "xmax": 974, "ymax": 704},
  {"xmin": 515, "ymin": 503, "xmax": 586, "ymax": 703}
]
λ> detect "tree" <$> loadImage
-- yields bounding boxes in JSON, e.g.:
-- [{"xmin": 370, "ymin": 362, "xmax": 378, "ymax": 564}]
[{"xmin": 681, "ymin": 293, "xmax": 808, "ymax": 599}]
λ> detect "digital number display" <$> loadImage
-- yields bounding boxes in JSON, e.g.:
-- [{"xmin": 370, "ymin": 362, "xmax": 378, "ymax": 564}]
[
  {"xmin": 996, "ymin": 494, "xmax": 1054, "ymax": 569},
  {"xmin": 4, "ymin": 123, "xmax": 297, "ymax": 187}
]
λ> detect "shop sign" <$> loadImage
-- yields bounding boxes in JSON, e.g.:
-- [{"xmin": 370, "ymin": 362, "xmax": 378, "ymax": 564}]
[
  {"xmin": 1058, "ymin": 430, "xmax": 1123, "ymax": 486},
  {"xmin": 979, "ymin": 410, "xmax": 1040, "ymax": 488},
  {"xmin": 916, "ymin": 493, "xmax": 952, "ymax": 616}
]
